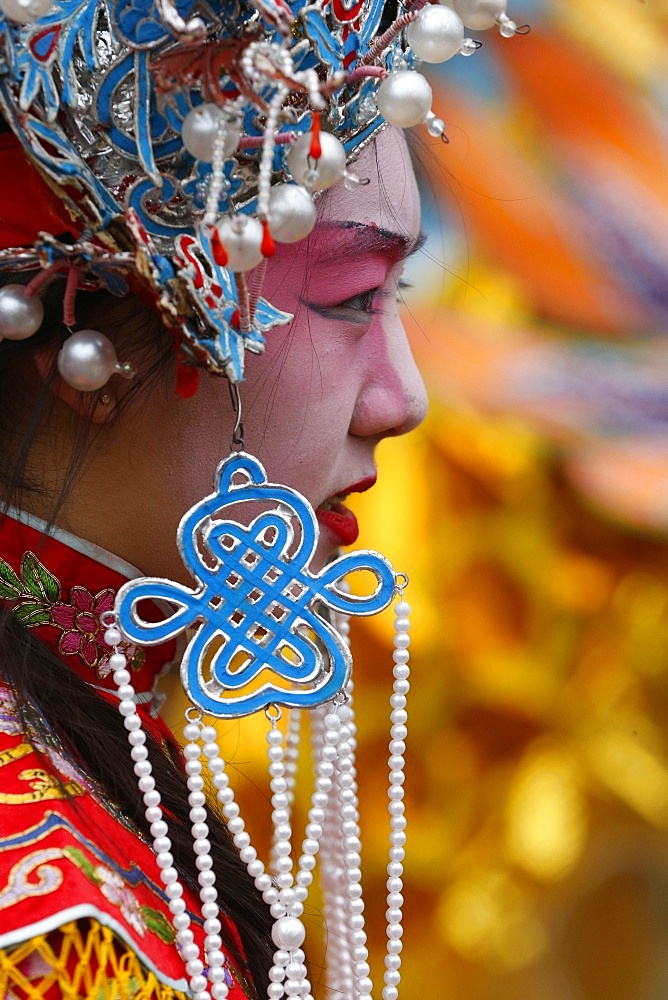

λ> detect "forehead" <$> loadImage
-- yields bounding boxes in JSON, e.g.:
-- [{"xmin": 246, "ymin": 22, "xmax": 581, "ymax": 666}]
[{"xmin": 313, "ymin": 126, "xmax": 421, "ymax": 249}]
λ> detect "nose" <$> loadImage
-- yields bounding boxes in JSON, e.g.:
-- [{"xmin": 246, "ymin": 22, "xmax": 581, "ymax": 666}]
[{"xmin": 349, "ymin": 312, "xmax": 428, "ymax": 440}]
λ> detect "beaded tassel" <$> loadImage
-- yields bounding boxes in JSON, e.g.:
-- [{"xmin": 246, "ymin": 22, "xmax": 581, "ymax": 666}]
[{"xmin": 104, "ymin": 574, "xmax": 410, "ymax": 1000}]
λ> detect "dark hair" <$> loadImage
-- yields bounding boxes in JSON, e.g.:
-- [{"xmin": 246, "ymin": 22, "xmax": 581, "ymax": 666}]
[{"xmin": 0, "ymin": 278, "xmax": 274, "ymax": 993}]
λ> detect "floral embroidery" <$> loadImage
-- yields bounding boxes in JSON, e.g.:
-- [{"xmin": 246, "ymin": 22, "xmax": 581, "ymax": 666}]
[
  {"xmin": 51, "ymin": 585, "xmax": 116, "ymax": 673},
  {"xmin": 0, "ymin": 551, "xmax": 142, "ymax": 677},
  {"xmin": 96, "ymin": 866, "xmax": 147, "ymax": 937},
  {"xmin": 64, "ymin": 848, "xmax": 175, "ymax": 944}
]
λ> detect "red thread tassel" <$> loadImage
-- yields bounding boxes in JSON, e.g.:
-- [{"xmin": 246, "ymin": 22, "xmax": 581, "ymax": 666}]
[
  {"xmin": 309, "ymin": 112, "xmax": 322, "ymax": 160},
  {"xmin": 172, "ymin": 331, "xmax": 201, "ymax": 399},
  {"xmin": 261, "ymin": 219, "xmax": 276, "ymax": 258},
  {"xmin": 211, "ymin": 227, "xmax": 228, "ymax": 266}
]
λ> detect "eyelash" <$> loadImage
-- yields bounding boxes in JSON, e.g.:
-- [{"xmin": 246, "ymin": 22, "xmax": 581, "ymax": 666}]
[{"xmin": 306, "ymin": 278, "xmax": 412, "ymax": 323}]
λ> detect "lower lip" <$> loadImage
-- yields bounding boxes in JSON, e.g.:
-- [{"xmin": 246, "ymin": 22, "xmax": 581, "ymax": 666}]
[{"xmin": 316, "ymin": 502, "xmax": 360, "ymax": 547}]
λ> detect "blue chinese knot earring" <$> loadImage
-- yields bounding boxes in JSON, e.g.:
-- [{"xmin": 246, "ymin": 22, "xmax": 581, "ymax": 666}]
[{"xmin": 103, "ymin": 386, "xmax": 411, "ymax": 1000}]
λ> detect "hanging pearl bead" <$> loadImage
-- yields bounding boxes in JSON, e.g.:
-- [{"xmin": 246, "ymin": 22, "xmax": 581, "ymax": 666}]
[
  {"xmin": 0, "ymin": 284, "xmax": 44, "ymax": 341},
  {"xmin": 376, "ymin": 71, "xmax": 433, "ymax": 129},
  {"xmin": 0, "ymin": 0, "xmax": 52, "ymax": 21},
  {"xmin": 424, "ymin": 111, "xmax": 447, "ymax": 139},
  {"xmin": 451, "ymin": 0, "xmax": 508, "ymax": 31},
  {"xmin": 286, "ymin": 132, "xmax": 346, "ymax": 192},
  {"xmin": 267, "ymin": 185, "xmax": 317, "ymax": 244},
  {"xmin": 405, "ymin": 5, "xmax": 465, "ymax": 63},
  {"xmin": 182, "ymin": 105, "xmax": 242, "ymax": 163},
  {"xmin": 57, "ymin": 330, "xmax": 135, "ymax": 392},
  {"xmin": 214, "ymin": 216, "xmax": 264, "ymax": 273}
]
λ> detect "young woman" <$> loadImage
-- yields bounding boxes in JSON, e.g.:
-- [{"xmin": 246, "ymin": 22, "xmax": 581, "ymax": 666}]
[{"xmin": 0, "ymin": 0, "xmax": 521, "ymax": 994}]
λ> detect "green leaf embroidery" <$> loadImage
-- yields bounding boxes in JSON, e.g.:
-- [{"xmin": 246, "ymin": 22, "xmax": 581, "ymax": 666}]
[
  {"xmin": 20, "ymin": 551, "xmax": 60, "ymax": 602},
  {"xmin": 140, "ymin": 905, "xmax": 176, "ymax": 944},
  {"xmin": 13, "ymin": 602, "xmax": 52, "ymax": 626},
  {"xmin": 0, "ymin": 558, "xmax": 22, "ymax": 599},
  {"xmin": 63, "ymin": 846, "xmax": 102, "ymax": 884}
]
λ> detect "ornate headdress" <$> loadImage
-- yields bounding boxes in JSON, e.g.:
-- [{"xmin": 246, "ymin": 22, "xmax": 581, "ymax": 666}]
[
  {"xmin": 0, "ymin": 1, "xmax": 526, "ymax": 998},
  {"xmin": 0, "ymin": 0, "xmax": 525, "ymax": 386}
]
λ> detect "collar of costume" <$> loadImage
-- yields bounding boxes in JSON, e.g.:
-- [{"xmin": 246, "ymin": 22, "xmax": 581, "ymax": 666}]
[
  {"xmin": 0, "ymin": 507, "xmax": 176, "ymax": 709},
  {"xmin": 0, "ymin": 0, "xmax": 523, "ymax": 384}
]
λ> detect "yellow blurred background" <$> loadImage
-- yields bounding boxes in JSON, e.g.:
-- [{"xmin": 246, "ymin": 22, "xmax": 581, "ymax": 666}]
[{"xmin": 166, "ymin": 3, "xmax": 668, "ymax": 998}]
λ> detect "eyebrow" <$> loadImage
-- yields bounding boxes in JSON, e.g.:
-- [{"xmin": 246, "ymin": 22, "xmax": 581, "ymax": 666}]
[{"xmin": 311, "ymin": 221, "xmax": 427, "ymax": 264}]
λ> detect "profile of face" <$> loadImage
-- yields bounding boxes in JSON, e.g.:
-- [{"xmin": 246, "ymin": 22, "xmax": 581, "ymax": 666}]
[{"xmin": 57, "ymin": 126, "xmax": 427, "ymax": 578}]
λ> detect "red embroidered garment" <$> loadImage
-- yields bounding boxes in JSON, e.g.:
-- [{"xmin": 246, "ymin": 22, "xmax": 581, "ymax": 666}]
[{"xmin": 0, "ymin": 511, "xmax": 251, "ymax": 998}]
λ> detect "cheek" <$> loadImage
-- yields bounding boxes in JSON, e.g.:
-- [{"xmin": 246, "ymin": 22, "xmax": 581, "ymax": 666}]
[{"xmin": 241, "ymin": 317, "xmax": 358, "ymax": 489}]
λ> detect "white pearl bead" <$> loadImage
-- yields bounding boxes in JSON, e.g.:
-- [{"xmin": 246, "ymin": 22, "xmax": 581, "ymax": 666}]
[
  {"xmin": 406, "ymin": 5, "xmax": 464, "ymax": 62},
  {"xmin": 287, "ymin": 132, "xmax": 346, "ymax": 191},
  {"xmin": 271, "ymin": 915, "xmax": 306, "ymax": 950},
  {"xmin": 0, "ymin": 0, "xmax": 52, "ymax": 23},
  {"xmin": 182, "ymin": 104, "xmax": 241, "ymax": 162},
  {"xmin": 452, "ymin": 0, "xmax": 506, "ymax": 30},
  {"xmin": 57, "ymin": 330, "xmax": 120, "ymax": 392},
  {"xmin": 105, "ymin": 629, "xmax": 123, "ymax": 648},
  {"xmin": 376, "ymin": 70, "xmax": 433, "ymax": 128},
  {"xmin": 114, "ymin": 668, "xmax": 131, "ymax": 686},
  {"xmin": 214, "ymin": 215, "xmax": 264, "ymax": 272},
  {"xmin": 268, "ymin": 184, "xmax": 317, "ymax": 243}
]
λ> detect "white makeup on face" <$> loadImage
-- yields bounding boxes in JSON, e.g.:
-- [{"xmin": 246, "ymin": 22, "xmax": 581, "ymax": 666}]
[{"xmin": 61, "ymin": 128, "xmax": 427, "ymax": 581}]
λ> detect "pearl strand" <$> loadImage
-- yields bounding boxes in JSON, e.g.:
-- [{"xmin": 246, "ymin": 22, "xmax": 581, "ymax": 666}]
[
  {"xmin": 203, "ymin": 117, "xmax": 228, "ymax": 228},
  {"xmin": 270, "ymin": 709, "xmax": 301, "ymax": 872},
  {"xmin": 183, "ymin": 719, "xmax": 231, "ymax": 1000},
  {"xmin": 336, "ymin": 694, "xmax": 374, "ymax": 997},
  {"xmin": 257, "ymin": 84, "xmax": 289, "ymax": 221},
  {"xmin": 315, "ymin": 703, "xmax": 352, "ymax": 998},
  {"xmin": 382, "ymin": 597, "xmax": 411, "ymax": 1000}
]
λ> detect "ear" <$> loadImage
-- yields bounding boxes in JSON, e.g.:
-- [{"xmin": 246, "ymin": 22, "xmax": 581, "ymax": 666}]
[{"xmin": 31, "ymin": 340, "xmax": 119, "ymax": 425}]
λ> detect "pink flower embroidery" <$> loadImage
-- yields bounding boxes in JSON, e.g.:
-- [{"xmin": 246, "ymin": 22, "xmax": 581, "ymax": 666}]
[
  {"xmin": 51, "ymin": 586, "xmax": 115, "ymax": 675},
  {"xmin": 95, "ymin": 866, "xmax": 146, "ymax": 937}
]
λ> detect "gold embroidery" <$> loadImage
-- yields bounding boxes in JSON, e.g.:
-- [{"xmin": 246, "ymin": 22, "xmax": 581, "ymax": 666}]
[
  {"xmin": 0, "ymin": 769, "xmax": 84, "ymax": 805},
  {"xmin": 0, "ymin": 743, "xmax": 33, "ymax": 768}
]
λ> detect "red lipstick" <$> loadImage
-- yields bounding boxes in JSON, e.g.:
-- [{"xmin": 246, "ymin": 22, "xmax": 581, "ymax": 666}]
[{"xmin": 316, "ymin": 475, "xmax": 377, "ymax": 547}]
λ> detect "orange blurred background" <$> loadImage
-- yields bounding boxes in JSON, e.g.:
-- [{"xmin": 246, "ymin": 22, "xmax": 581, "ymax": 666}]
[{"xmin": 353, "ymin": 2, "xmax": 668, "ymax": 998}]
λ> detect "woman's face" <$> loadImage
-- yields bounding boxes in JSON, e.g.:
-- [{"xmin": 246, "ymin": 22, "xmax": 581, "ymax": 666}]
[{"xmin": 84, "ymin": 127, "xmax": 427, "ymax": 578}]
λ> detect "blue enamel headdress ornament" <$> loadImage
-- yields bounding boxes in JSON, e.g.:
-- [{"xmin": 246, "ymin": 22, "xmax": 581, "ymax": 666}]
[{"xmin": 0, "ymin": 0, "xmax": 524, "ymax": 383}]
